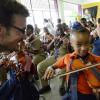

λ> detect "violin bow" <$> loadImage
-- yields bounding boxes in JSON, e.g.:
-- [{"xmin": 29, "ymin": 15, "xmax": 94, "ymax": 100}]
[{"xmin": 54, "ymin": 62, "xmax": 100, "ymax": 78}]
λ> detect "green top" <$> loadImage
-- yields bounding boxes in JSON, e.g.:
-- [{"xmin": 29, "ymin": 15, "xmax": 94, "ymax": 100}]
[{"xmin": 29, "ymin": 37, "xmax": 45, "ymax": 55}]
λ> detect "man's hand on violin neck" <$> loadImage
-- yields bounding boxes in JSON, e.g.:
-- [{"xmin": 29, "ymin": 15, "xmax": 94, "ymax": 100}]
[{"xmin": 43, "ymin": 66, "xmax": 55, "ymax": 80}]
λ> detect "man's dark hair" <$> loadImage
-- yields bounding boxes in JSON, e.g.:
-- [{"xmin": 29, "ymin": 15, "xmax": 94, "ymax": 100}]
[
  {"xmin": 80, "ymin": 18, "xmax": 87, "ymax": 22},
  {"xmin": 27, "ymin": 24, "xmax": 34, "ymax": 34},
  {"xmin": 62, "ymin": 23, "xmax": 69, "ymax": 31},
  {"xmin": 0, "ymin": 0, "xmax": 29, "ymax": 27},
  {"xmin": 57, "ymin": 18, "xmax": 61, "ymax": 24},
  {"xmin": 44, "ymin": 19, "xmax": 48, "ymax": 23},
  {"xmin": 87, "ymin": 21, "xmax": 95, "ymax": 27},
  {"xmin": 98, "ymin": 18, "xmax": 100, "ymax": 24},
  {"xmin": 43, "ymin": 27, "xmax": 50, "ymax": 34}
]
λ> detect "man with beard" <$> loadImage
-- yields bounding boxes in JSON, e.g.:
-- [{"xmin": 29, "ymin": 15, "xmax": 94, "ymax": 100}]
[{"xmin": 0, "ymin": 1, "xmax": 39, "ymax": 100}]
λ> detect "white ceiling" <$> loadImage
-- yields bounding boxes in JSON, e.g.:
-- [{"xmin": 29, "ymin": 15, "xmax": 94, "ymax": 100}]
[
  {"xmin": 17, "ymin": 0, "xmax": 100, "ymax": 10},
  {"xmin": 65, "ymin": 0, "xmax": 100, "ymax": 4},
  {"xmin": 18, "ymin": 0, "xmax": 55, "ymax": 11},
  {"xmin": 83, "ymin": 0, "xmax": 100, "ymax": 3}
]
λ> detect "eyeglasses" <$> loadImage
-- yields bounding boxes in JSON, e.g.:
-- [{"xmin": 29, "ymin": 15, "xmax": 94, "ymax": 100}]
[{"xmin": 10, "ymin": 25, "xmax": 26, "ymax": 34}]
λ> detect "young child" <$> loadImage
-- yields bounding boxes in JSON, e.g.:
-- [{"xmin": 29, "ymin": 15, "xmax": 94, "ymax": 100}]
[{"xmin": 43, "ymin": 27, "xmax": 100, "ymax": 100}]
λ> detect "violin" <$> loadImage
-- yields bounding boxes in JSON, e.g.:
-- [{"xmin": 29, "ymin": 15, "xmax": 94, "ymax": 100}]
[
  {"xmin": 0, "ymin": 41, "xmax": 32, "ymax": 79},
  {"xmin": 55, "ymin": 57, "xmax": 100, "ymax": 88},
  {"xmin": 0, "ymin": 52, "xmax": 17, "ymax": 70},
  {"xmin": 15, "ymin": 41, "xmax": 32, "ymax": 76}
]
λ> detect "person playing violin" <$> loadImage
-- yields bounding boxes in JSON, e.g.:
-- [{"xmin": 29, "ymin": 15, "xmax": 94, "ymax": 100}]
[
  {"xmin": 25, "ymin": 24, "xmax": 46, "ymax": 80},
  {"xmin": 43, "ymin": 27, "xmax": 100, "ymax": 100},
  {"xmin": 0, "ymin": 1, "xmax": 39, "ymax": 100}
]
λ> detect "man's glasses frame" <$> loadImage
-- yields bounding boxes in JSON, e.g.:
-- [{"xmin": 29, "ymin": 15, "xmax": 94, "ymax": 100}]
[{"xmin": 10, "ymin": 25, "xmax": 26, "ymax": 34}]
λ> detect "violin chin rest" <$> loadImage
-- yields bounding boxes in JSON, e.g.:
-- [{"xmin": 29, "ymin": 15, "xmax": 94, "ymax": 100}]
[{"xmin": 72, "ymin": 59, "xmax": 85, "ymax": 70}]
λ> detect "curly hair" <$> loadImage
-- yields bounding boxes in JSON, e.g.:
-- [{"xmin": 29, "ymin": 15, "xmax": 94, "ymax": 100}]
[{"xmin": 0, "ymin": 0, "xmax": 29, "ymax": 27}]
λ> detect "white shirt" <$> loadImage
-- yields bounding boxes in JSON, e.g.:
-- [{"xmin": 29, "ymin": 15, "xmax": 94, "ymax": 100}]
[
  {"xmin": 44, "ymin": 22, "xmax": 56, "ymax": 36},
  {"xmin": 90, "ymin": 24, "xmax": 100, "ymax": 38}
]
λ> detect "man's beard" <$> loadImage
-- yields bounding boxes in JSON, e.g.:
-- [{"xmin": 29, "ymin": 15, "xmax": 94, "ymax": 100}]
[{"xmin": 0, "ymin": 44, "xmax": 18, "ymax": 53}]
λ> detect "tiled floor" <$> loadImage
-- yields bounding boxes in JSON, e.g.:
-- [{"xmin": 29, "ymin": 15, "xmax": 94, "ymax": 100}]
[{"xmin": 39, "ymin": 77, "xmax": 62, "ymax": 100}]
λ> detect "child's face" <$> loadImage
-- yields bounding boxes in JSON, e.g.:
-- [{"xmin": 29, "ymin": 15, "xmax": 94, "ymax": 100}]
[{"xmin": 71, "ymin": 32, "xmax": 90, "ymax": 56}]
